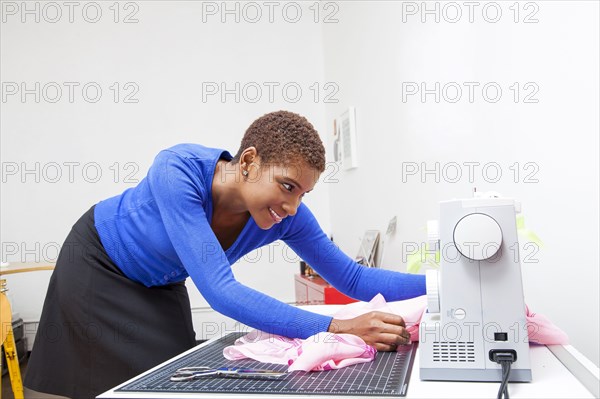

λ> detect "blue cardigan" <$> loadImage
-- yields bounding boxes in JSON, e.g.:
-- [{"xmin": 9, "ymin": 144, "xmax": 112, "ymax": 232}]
[{"xmin": 94, "ymin": 144, "xmax": 425, "ymax": 338}]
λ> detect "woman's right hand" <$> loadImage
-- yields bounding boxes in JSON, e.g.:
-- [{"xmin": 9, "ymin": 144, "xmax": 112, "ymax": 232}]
[{"xmin": 327, "ymin": 311, "xmax": 410, "ymax": 351}]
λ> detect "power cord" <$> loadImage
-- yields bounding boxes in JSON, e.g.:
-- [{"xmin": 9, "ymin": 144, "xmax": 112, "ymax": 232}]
[{"xmin": 490, "ymin": 350, "xmax": 517, "ymax": 399}]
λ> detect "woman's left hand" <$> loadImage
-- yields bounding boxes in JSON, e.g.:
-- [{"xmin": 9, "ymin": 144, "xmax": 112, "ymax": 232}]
[{"xmin": 327, "ymin": 311, "xmax": 410, "ymax": 351}]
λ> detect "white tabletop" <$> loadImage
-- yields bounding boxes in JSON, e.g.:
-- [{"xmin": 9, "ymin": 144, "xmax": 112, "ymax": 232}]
[{"xmin": 98, "ymin": 300, "xmax": 599, "ymax": 399}]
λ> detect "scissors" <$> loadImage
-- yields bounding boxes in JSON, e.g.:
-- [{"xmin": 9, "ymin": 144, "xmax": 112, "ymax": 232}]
[{"xmin": 170, "ymin": 366, "xmax": 287, "ymax": 382}]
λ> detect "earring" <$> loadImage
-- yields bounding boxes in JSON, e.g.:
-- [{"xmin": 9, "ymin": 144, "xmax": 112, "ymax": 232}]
[{"xmin": 242, "ymin": 170, "xmax": 249, "ymax": 176}]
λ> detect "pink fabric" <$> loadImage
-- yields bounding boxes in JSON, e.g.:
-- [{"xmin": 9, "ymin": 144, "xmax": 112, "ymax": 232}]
[
  {"xmin": 524, "ymin": 304, "xmax": 569, "ymax": 345},
  {"xmin": 332, "ymin": 294, "xmax": 425, "ymax": 343},
  {"xmin": 223, "ymin": 330, "xmax": 376, "ymax": 372},
  {"xmin": 223, "ymin": 294, "xmax": 568, "ymax": 372},
  {"xmin": 339, "ymin": 294, "xmax": 568, "ymax": 345}
]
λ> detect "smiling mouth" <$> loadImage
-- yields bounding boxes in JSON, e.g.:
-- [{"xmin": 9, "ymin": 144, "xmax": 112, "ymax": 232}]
[{"xmin": 268, "ymin": 207, "xmax": 284, "ymax": 223}]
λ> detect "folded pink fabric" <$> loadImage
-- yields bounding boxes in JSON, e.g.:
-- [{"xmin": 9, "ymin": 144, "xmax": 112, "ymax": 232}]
[
  {"xmin": 223, "ymin": 294, "xmax": 568, "ymax": 372},
  {"xmin": 223, "ymin": 330, "xmax": 376, "ymax": 372}
]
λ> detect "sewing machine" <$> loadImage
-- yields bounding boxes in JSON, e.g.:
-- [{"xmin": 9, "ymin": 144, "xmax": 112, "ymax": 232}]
[{"xmin": 419, "ymin": 195, "xmax": 532, "ymax": 382}]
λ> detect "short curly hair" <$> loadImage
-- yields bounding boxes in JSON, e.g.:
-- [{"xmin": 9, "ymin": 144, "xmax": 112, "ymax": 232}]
[{"xmin": 232, "ymin": 111, "xmax": 325, "ymax": 172}]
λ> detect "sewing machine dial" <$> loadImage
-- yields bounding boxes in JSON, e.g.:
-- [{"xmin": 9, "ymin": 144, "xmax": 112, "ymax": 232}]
[
  {"xmin": 453, "ymin": 213, "xmax": 503, "ymax": 261},
  {"xmin": 425, "ymin": 269, "xmax": 440, "ymax": 314}
]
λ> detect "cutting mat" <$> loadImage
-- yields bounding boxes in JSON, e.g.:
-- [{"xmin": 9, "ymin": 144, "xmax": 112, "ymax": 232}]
[{"xmin": 116, "ymin": 332, "xmax": 416, "ymax": 396}]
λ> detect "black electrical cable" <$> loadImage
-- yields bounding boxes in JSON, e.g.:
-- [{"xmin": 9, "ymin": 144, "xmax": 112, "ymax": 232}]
[
  {"xmin": 497, "ymin": 360, "xmax": 512, "ymax": 399},
  {"xmin": 490, "ymin": 351, "xmax": 516, "ymax": 399}
]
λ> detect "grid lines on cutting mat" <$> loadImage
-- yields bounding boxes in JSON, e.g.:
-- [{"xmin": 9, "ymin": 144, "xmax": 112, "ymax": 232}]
[{"xmin": 117, "ymin": 332, "xmax": 416, "ymax": 396}]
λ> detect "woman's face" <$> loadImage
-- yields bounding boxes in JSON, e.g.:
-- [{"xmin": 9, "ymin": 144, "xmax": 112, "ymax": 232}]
[{"xmin": 243, "ymin": 159, "xmax": 320, "ymax": 229}]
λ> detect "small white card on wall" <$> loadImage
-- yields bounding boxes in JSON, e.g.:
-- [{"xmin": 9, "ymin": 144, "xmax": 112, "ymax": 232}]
[{"xmin": 336, "ymin": 106, "xmax": 358, "ymax": 170}]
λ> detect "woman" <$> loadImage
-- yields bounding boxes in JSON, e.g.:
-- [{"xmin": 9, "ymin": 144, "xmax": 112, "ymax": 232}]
[{"xmin": 24, "ymin": 111, "xmax": 425, "ymax": 398}]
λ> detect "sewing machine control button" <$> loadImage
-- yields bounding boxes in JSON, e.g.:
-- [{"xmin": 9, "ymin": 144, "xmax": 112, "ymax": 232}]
[
  {"xmin": 494, "ymin": 332, "xmax": 508, "ymax": 341},
  {"xmin": 454, "ymin": 308, "xmax": 466, "ymax": 319},
  {"xmin": 453, "ymin": 213, "xmax": 502, "ymax": 261}
]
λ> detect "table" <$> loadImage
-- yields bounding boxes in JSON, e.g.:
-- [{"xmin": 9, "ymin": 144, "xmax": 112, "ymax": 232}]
[{"xmin": 97, "ymin": 301, "xmax": 599, "ymax": 399}]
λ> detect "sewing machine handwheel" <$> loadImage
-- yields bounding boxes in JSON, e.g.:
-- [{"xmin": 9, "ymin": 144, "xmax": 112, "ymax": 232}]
[{"xmin": 453, "ymin": 213, "xmax": 502, "ymax": 261}]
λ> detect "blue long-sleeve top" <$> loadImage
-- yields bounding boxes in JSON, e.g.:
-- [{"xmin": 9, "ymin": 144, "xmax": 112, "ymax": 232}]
[{"xmin": 94, "ymin": 144, "xmax": 425, "ymax": 338}]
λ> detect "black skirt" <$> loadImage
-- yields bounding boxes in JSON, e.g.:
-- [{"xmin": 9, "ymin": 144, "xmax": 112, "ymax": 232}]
[{"xmin": 24, "ymin": 206, "xmax": 197, "ymax": 399}]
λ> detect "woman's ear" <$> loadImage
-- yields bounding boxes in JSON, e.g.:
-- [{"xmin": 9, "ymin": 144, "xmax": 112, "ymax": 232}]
[{"xmin": 240, "ymin": 147, "xmax": 258, "ymax": 168}]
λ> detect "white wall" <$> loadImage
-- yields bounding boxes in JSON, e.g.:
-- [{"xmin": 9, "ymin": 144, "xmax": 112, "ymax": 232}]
[
  {"xmin": 1, "ymin": 2, "xmax": 331, "ymax": 323},
  {"xmin": 2, "ymin": 0, "xmax": 598, "ymax": 367},
  {"xmin": 322, "ymin": 1, "xmax": 599, "ymax": 366}
]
